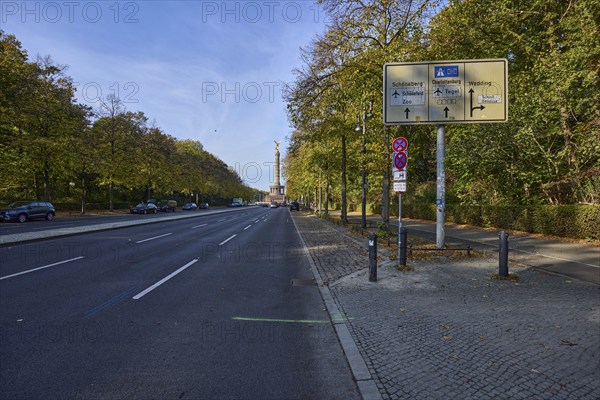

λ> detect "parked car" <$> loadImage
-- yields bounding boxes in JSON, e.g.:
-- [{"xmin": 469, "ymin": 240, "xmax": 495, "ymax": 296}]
[
  {"xmin": 199, "ymin": 203, "xmax": 209, "ymax": 209},
  {"xmin": 1, "ymin": 201, "xmax": 56, "ymax": 223},
  {"xmin": 156, "ymin": 200, "xmax": 177, "ymax": 212},
  {"xmin": 130, "ymin": 202, "xmax": 158, "ymax": 214},
  {"xmin": 229, "ymin": 202, "xmax": 242, "ymax": 207},
  {"xmin": 289, "ymin": 201, "xmax": 300, "ymax": 211},
  {"xmin": 182, "ymin": 203, "xmax": 198, "ymax": 210}
]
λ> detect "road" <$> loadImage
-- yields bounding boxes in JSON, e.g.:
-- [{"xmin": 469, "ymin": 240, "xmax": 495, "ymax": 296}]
[
  {"xmin": 0, "ymin": 208, "xmax": 212, "ymax": 236},
  {"xmin": 0, "ymin": 207, "xmax": 360, "ymax": 399}
]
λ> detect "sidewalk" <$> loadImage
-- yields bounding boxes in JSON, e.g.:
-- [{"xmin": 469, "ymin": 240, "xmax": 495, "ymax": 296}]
[
  {"xmin": 326, "ymin": 210, "xmax": 600, "ymax": 285},
  {"xmin": 292, "ymin": 212, "xmax": 600, "ymax": 400}
]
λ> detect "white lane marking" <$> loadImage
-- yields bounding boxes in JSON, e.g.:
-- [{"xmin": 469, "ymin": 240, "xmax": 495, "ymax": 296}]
[
  {"xmin": 254, "ymin": 220, "xmax": 260, "ymax": 223},
  {"xmin": 192, "ymin": 223, "xmax": 208, "ymax": 229},
  {"xmin": 217, "ymin": 218, "xmax": 227, "ymax": 222},
  {"xmin": 219, "ymin": 234, "xmax": 237, "ymax": 246},
  {"xmin": 0, "ymin": 256, "xmax": 85, "ymax": 281},
  {"xmin": 133, "ymin": 259, "xmax": 198, "ymax": 300},
  {"xmin": 243, "ymin": 225, "xmax": 252, "ymax": 230},
  {"xmin": 136, "ymin": 233, "xmax": 172, "ymax": 244}
]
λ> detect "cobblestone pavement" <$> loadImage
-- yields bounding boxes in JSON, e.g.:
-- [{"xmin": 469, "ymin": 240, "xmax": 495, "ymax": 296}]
[
  {"xmin": 292, "ymin": 213, "xmax": 370, "ymax": 284},
  {"xmin": 293, "ymin": 213, "xmax": 600, "ymax": 400}
]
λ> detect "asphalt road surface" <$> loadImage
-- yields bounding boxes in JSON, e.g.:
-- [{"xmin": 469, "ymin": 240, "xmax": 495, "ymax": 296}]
[{"xmin": 0, "ymin": 207, "xmax": 360, "ymax": 399}]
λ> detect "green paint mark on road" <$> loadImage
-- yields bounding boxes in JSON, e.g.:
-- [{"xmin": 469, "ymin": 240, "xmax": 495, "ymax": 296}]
[{"xmin": 232, "ymin": 316, "xmax": 351, "ymax": 324}]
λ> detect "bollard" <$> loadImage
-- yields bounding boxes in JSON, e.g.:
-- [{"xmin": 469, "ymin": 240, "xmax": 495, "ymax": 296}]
[
  {"xmin": 499, "ymin": 230, "xmax": 509, "ymax": 276},
  {"xmin": 467, "ymin": 245, "xmax": 472, "ymax": 257},
  {"xmin": 368, "ymin": 233, "xmax": 377, "ymax": 282},
  {"xmin": 398, "ymin": 227, "xmax": 408, "ymax": 266}
]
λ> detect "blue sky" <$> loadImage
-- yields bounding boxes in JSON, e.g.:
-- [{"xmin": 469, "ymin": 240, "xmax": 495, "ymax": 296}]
[{"xmin": 1, "ymin": 1, "xmax": 327, "ymax": 191}]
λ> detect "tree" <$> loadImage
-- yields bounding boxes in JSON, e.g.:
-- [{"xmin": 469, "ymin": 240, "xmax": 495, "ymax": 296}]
[{"xmin": 425, "ymin": 0, "xmax": 600, "ymax": 204}]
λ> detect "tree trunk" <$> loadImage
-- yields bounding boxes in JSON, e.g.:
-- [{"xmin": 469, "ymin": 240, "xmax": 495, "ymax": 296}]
[
  {"xmin": 381, "ymin": 126, "xmax": 390, "ymax": 229},
  {"xmin": 81, "ymin": 176, "xmax": 87, "ymax": 215},
  {"xmin": 109, "ymin": 179, "xmax": 114, "ymax": 212},
  {"xmin": 341, "ymin": 133, "xmax": 347, "ymax": 223},
  {"xmin": 325, "ymin": 176, "xmax": 329, "ymax": 214},
  {"xmin": 43, "ymin": 158, "xmax": 51, "ymax": 202}
]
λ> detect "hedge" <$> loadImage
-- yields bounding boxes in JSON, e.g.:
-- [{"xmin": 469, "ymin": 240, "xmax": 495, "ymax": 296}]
[{"xmin": 383, "ymin": 202, "xmax": 599, "ymax": 241}]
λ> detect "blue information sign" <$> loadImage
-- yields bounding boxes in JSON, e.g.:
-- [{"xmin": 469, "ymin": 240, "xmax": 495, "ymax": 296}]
[{"xmin": 434, "ymin": 65, "xmax": 459, "ymax": 78}]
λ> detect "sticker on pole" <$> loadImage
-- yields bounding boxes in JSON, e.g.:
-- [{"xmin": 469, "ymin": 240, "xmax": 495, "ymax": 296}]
[
  {"xmin": 393, "ymin": 151, "xmax": 407, "ymax": 171},
  {"xmin": 392, "ymin": 137, "xmax": 409, "ymax": 152}
]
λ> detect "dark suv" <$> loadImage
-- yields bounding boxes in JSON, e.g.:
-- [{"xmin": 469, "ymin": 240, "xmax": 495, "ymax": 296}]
[
  {"xmin": 156, "ymin": 200, "xmax": 177, "ymax": 212},
  {"xmin": 1, "ymin": 201, "xmax": 56, "ymax": 223},
  {"xmin": 289, "ymin": 201, "xmax": 300, "ymax": 211}
]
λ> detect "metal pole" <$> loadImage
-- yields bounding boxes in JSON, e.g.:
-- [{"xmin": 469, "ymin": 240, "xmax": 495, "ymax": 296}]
[
  {"xmin": 368, "ymin": 233, "xmax": 377, "ymax": 282},
  {"xmin": 399, "ymin": 228, "xmax": 407, "ymax": 266},
  {"xmin": 361, "ymin": 116, "xmax": 367, "ymax": 229},
  {"xmin": 397, "ymin": 192, "xmax": 402, "ymax": 263},
  {"xmin": 499, "ymin": 230, "xmax": 509, "ymax": 276},
  {"xmin": 436, "ymin": 124, "xmax": 446, "ymax": 248}
]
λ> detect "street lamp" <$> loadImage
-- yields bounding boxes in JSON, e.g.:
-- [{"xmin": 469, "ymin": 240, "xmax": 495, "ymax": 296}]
[{"xmin": 355, "ymin": 100, "xmax": 373, "ymax": 229}]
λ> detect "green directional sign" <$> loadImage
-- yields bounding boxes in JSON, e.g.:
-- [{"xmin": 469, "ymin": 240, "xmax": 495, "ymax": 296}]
[{"xmin": 384, "ymin": 59, "xmax": 508, "ymax": 125}]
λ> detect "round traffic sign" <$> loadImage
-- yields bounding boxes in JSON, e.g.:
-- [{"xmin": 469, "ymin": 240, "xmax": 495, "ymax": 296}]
[
  {"xmin": 392, "ymin": 137, "xmax": 409, "ymax": 152},
  {"xmin": 394, "ymin": 151, "xmax": 407, "ymax": 170}
]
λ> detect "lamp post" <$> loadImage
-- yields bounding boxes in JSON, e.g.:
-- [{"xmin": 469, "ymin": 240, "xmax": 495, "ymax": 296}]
[{"xmin": 355, "ymin": 100, "xmax": 373, "ymax": 229}]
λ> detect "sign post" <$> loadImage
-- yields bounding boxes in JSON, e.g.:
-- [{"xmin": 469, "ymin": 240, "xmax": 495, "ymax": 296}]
[
  {"xmin": 436, "ymin": 125, "xmax": 445, "ymax": 248},
  {"xmin": 384, "ymin": 59, "xmax": 508, "ymax": 248},
  {"xmin": 392, "ymin": 137, "xmax": 408, "ymax": 264}
]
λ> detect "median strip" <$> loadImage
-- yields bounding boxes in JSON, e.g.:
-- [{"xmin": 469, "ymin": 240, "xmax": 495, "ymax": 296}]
[
  {"xmin": 132, "ymin": 259, "xmax": 198, "ymax": 300},
  {"xmin": 0, "ymin": 256, "xmax": 85, "ymax": 281}
]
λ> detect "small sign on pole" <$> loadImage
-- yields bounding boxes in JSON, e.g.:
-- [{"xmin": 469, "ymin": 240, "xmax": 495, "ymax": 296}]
[
  {"xmin": 391, "ymin": 137, "xmax": 409, "ymax": 265},
  {"xmin": 393, "ymin": 182, "xmax": 407, "ymax": 192},
  {"xmin": 393, "ymin": 170, "xmax": 407, "ymax": 181}
]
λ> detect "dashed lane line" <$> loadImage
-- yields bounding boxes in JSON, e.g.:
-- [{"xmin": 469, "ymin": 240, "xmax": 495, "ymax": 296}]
[
  {"xmin": 0, "ymin": 256, "xmax": 85, "ymax": 281},
  {"xmin": 135, "ymin": 233, "xmax": 172, "ymax": 244},
  {"xmin": 219, "ymin": 234, "xmax": 237, "ymax": 246},
  {"xmin": 132, "ymin": 259, "xmax": 198, "ymax": 300}
]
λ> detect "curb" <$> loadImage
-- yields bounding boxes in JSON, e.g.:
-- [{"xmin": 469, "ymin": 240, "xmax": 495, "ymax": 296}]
[
  {"xmin": 0, "ymin": 208, "xmax": 248, "ymax": 247},
  {"xmin": 290, "ymin": 213, "xmax": 383, "ymax": 400}
]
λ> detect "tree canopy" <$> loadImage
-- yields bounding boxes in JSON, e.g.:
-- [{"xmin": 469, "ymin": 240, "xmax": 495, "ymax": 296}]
[
  {"xmin": 0, "ymin": 31, "xmax": 258, "ymax": 209},
  {"xmin": 284, "ymin": 0, "xmax": 599, "ymax": 213}
]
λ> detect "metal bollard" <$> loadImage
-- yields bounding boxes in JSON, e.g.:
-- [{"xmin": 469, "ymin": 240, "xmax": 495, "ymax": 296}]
[
  {"xmin": 368, "ymin": 233, "xmax": 377, "ymax": 282},
  {"xmin": 499, "ymin": 230, "xmax": 509, "ymax": 276},
  {"xmin": 398, "ymin": 227, "xmax": 408, "ymax": 266}
]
